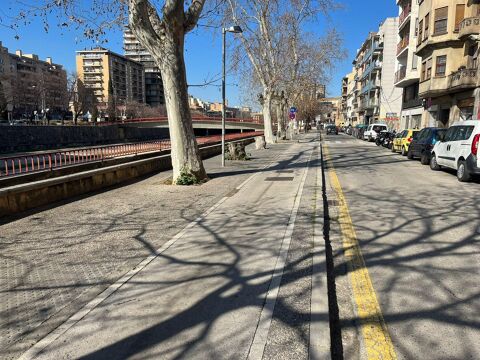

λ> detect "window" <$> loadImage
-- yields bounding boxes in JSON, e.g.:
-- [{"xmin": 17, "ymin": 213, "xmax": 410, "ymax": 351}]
[
  {"xmin": 452, "ymin": 126, "xmax": 474, "ymax": 141},
  {"xmin": 444, "ymin": 127, "xmax": 457, "ymax": 142},
  {"xmin": 426, "ymin": 58, "xmax": 432, "ymax": 79},
  {"xmin": 412, "ymin": 54, "xmax": 418, "ymax": 70},
  {"xmin": 418, "ymin": 20, "xmax": 423, "ymax": 45},
  {"xmin": 455, "ymin": 4, "xmax": 465, "ymax": 31},
  {"xmin": 434, "ymin": 7, "xmax": 448, "ymax": 35},
  {"xmin": 424, "ymin": 13, "xmax": 430, "ymax": 39},
  {"xmin": 468, "ymin": 44, "xmax": 478, "ymax": 69},
  {"xmin": 415, "ymin": 18, "xmax": 419, "ymax": 37},
  {"xmin": 435, "ymin": 55, "xmax": 447, "ymax": 76},
  {"xmin": 422, "ymin": 61, "xmax": 426, "ymax": 80}
]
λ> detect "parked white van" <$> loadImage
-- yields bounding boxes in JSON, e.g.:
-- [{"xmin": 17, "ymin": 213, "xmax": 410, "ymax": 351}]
[
  {"xmin": 430, "ymin": 120, "xmax": 480, "ymax": 182},
  {"xmin": 363, "ymin": 123, "xmax": 388, "ymax": 141}
]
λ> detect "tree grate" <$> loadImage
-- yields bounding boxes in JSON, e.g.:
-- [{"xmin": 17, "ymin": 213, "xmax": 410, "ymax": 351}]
[{"xmin": 264, "ymin": 177, "xmax": 294, "ymax": 181}]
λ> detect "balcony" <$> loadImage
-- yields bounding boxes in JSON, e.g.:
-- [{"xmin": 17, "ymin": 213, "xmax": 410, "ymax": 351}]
[
  {"xmin": 362, "ymin": 42, "xmax": 382, "ymax": 64},
  {"xmin": 361, "ymin": 79, "xmax": 380, "ymax": 95},
  {"xmin": 397, "ymin": 36, "xmax": 409, "ymax": 56},
  {"xmin": 459, "ymin": 17, "xmax": 480, "ymax": 40},
  {"xmin": 448, "ymin": 68, "xmax": 478, "ymax": 90},
  {"xmin": 395, "ymin": 67, "xmax": 407, "ymax": 84},
  {"xmin": 399, "ymin": 4, "xmax": 411, "ymax": 29},
  {"xmin": 419, "ymin": 76, "xmax": 449, "ymax": 97},
  {"xmin": 402, "ymin": 98, "xmax": 422, "ymax": 109},
  {"xmin": 361, "ymin": 98, "xmax": 379, "ymax": 110},
  {"xmin": 362, "ymin": 61, "xmax": 382, "ymax": 79}
]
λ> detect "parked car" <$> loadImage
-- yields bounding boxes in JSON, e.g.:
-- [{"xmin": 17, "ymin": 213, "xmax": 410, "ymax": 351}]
[
  {"xmin": 354, "ymin": 124, "xmax": 368, "ymax": 139},
  {"xmin": 407, "ymin": 127, "xmax": 447, "ymax": 164},
  {"xmin": 363, "ymin": 123, "xmax": 388, "ymax": 141},
  {"xmin": 326, "ymin": 124, "xmax": 338, "ymax": 135},
  {"xmin": 430, "ymin": 120, "xmax": 480, "ymax": 182},
  {"xmin": 392, "ymin": 129, "xmax": 420, "ymax": 156}
]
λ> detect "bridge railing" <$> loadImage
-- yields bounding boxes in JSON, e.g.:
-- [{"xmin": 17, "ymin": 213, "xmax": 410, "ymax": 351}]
[
  {"xmin": 0, "ymin": 132, "xmax": 263, "ymax": 178},
  {"xmin": 99, "ymin": 116, "xmax": 263, "ymax": 126}
]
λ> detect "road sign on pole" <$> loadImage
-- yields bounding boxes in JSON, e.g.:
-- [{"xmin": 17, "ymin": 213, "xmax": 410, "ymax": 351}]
[
  {"xmin": 289, "ymin": 113, "xmax": 296, "ymax": 120},
  {"xmin": 289, "ymin": 106, "xmax": 297, "ymax": 113}
]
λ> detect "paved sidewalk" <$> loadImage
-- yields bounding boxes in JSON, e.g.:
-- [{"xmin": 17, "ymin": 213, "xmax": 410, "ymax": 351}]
[{"xmin": 1, "ymin": 133, "xmax": 329, "ymax": 359}]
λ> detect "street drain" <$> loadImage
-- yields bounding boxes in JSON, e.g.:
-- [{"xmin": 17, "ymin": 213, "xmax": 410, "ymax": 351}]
[
  {"xmin": 327, "ymin": 200, "xmax": 339, "ymax": 206},
  {"xmin": 276, "ymin": 170, "xmax": 294, "ymax": 173},
  {"xmin": 264, "ymin": 177, "xmax": 294, "ymax": 181}
]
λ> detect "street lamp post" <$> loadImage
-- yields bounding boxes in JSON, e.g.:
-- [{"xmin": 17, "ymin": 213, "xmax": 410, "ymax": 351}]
[{"xmin": 222, "ymin": 25, "xmax": 243, "ymax": 167}]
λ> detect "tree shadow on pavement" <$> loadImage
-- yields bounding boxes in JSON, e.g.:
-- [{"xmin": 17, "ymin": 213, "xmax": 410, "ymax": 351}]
[{"xmin": 325, "ymin": 139, "xmax": 480, "ymax": 359}]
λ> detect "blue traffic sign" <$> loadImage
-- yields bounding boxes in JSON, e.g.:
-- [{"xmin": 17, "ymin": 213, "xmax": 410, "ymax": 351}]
[{"xmin": 289, "ymin": 107, "xmax": 297, "ymax": 113}]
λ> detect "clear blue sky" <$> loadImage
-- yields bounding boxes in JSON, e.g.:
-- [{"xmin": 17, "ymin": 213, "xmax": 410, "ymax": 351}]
[{"xmin": 0, "ymin": 0, "xmax": 398, "ymax": 106}]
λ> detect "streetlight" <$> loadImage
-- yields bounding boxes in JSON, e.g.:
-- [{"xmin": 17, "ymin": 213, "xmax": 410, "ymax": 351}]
[{"xmin": 222, "ymin": 25, "xmax": 243, "ymax": 167}]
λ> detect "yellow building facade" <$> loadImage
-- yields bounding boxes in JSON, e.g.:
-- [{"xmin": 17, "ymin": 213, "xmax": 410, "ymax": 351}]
[
  {"xmin": 76, "ymin": 48, "xmax": 145, "ymax": 112},
  {"xmin": 417, "ymin": 0, "xmax": 479, "ymax": 126}
]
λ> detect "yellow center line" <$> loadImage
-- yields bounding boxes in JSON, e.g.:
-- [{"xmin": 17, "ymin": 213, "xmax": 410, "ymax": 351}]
[{"xmin": 323, "ymin": 144, "xmax": 397, "ymax": 360}]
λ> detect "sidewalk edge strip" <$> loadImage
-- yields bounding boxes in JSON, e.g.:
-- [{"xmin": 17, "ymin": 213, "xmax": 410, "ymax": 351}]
[{"xmin": 247, "ymin": 145, "xmax": 313, "ymax": 360}]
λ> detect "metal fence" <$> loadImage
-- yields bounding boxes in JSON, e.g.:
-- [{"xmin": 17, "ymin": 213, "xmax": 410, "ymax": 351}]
[{"xmin": 0, "ymin": 132, "xmax": 263, "ymax": 178}]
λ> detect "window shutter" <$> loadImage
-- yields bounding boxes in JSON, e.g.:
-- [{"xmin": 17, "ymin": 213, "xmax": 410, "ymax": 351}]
[
  {"xmin": 455, "ymin": 4, "xmax": 465, "ymax": 30},
  {"xmin": 435, "ymin": 7, "xmax": 448, "ymax": 20}
]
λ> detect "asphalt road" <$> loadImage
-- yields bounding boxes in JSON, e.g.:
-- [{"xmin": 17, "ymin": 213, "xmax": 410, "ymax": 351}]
[{"xmin": 324, "ymin": 133, "xmax": 480, "ymax": 359}]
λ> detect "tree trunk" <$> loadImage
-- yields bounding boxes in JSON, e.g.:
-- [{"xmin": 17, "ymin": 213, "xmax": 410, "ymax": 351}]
[
  {"xmin": 281, "ymin": 101, "xmax": 287, "ymax": 136},
  {"xmin": 159, "ymin": 34, "xmax": 207, "ymax": 183},
  {"xmin": 262, "ymin": 91, "xmax": 275, "ymax": 144},
  {"xmin": 275, "ymin": 101, "xmax": 283, "ymax": 140}
]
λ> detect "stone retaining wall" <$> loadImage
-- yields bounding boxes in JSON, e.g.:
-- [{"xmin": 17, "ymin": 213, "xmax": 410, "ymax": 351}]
[
  {"xmin": 0, "ymin": 125, "xmax": 169, "ymax": 153},
  {"xmin": 0, "ymin": 138, "xmax": 256, "ymax": 218}
]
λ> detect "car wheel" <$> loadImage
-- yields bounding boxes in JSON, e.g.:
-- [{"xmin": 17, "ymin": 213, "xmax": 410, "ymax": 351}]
[
  {"xmin": 407, "ymin": 149, "xmax": 414, "ymax": 159},
  {"xmin": 391, "ymin": 144, "xmax": 396, "ymax": 153},
  {"xmin": 457, "ymin": 160, "xmax": 471, "ymax": 182},
  {"xmin": 420, "ymin": 153, "xmax": 430, "ymax": 165},
  {"xmin": 401, "ymin": 146, "xmax": 407, "ymax": 156},
  {"xmin": 430, "ymin": 154, "xmax": 441, "ymax": 171}
]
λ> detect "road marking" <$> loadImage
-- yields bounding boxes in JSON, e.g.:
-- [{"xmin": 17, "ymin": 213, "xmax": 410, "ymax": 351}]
[
  {"xmin": 18, "ymin": 150, "xmax": 285, "ymax": 360},
  {"xmin": 323, "ymin": 144, "xmax": 397, "ymax": 360},
  {"xmin": 247, "ymin": 144, "xmax": 314, "ymax": 360}
]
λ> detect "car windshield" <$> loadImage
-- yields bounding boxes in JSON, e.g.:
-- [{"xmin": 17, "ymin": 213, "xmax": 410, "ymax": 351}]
[{"xmin": 373, "ymin": 125, "xmax": 386, "ymax": 133}]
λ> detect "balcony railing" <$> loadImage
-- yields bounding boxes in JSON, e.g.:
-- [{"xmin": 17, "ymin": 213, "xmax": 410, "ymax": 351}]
[
  {"xmin": 399, "ymin": 4, "xmax": 412, "ymax": 26},
  {"xmin": 362, "ymin": 42, "xmax": 382, "ymax": 64},
  {"xmin": 362, "ymin": 61, "xmax": 382, "ymax": 79},
  {"xmin": 362, "ymin": 98, "xmax": 379, "ymax": 109},
  {"xmin": 361, "ymin": 80, "xmax": 380, "ymax": 95},
  {"xmin": 397, "ymin": 36, "xmax": 410, "ymax": 55},
  {"xmin": 459, "ymin": 17, "xmax": 480, "ymax": 39},
  {"xmin": 448, "ymin": 68, "xmax": 478, "ymax": 89},
  {"xmin": 395, "ymin": 67, "xmax": 407, "ymax": 83}
]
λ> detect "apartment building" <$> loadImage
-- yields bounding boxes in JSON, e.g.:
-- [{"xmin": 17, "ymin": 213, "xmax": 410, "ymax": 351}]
[
  {"xmin": 378, "ymin": 18, "xmax": 404, "ymax": 128},
  {"xmin": 395, "ymin": 0, "xmax": 424, "ymax": 129},
  {"xmin": 76, "ymin": 48, "xmax": 145, "ymax": 111},
  {"xmin": 0, "ymin": 41, "xmax": 67, "ymax": 117},
  {"xmin": 318, "ymin": 97, "xmax": 342, "ymax": 125},
  {"xmin": 341, "ymin": 71, "xmax": 355, "ymax": 125},
  {"xmin": 416, "ymin": 0, "xmax": 478, "ymax": 126},
  {"xmin": 124, "ymin": 27, "xmax": 165, "ymax": 107},
  {"xmin": 350, "ymin": 19, "xmax": 403, "ymax": 127}
]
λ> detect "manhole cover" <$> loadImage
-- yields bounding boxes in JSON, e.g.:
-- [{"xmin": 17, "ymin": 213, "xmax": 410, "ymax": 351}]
[{"xmin": 265, "ymin": 177, "xmax": 294, "ymax": 181}]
